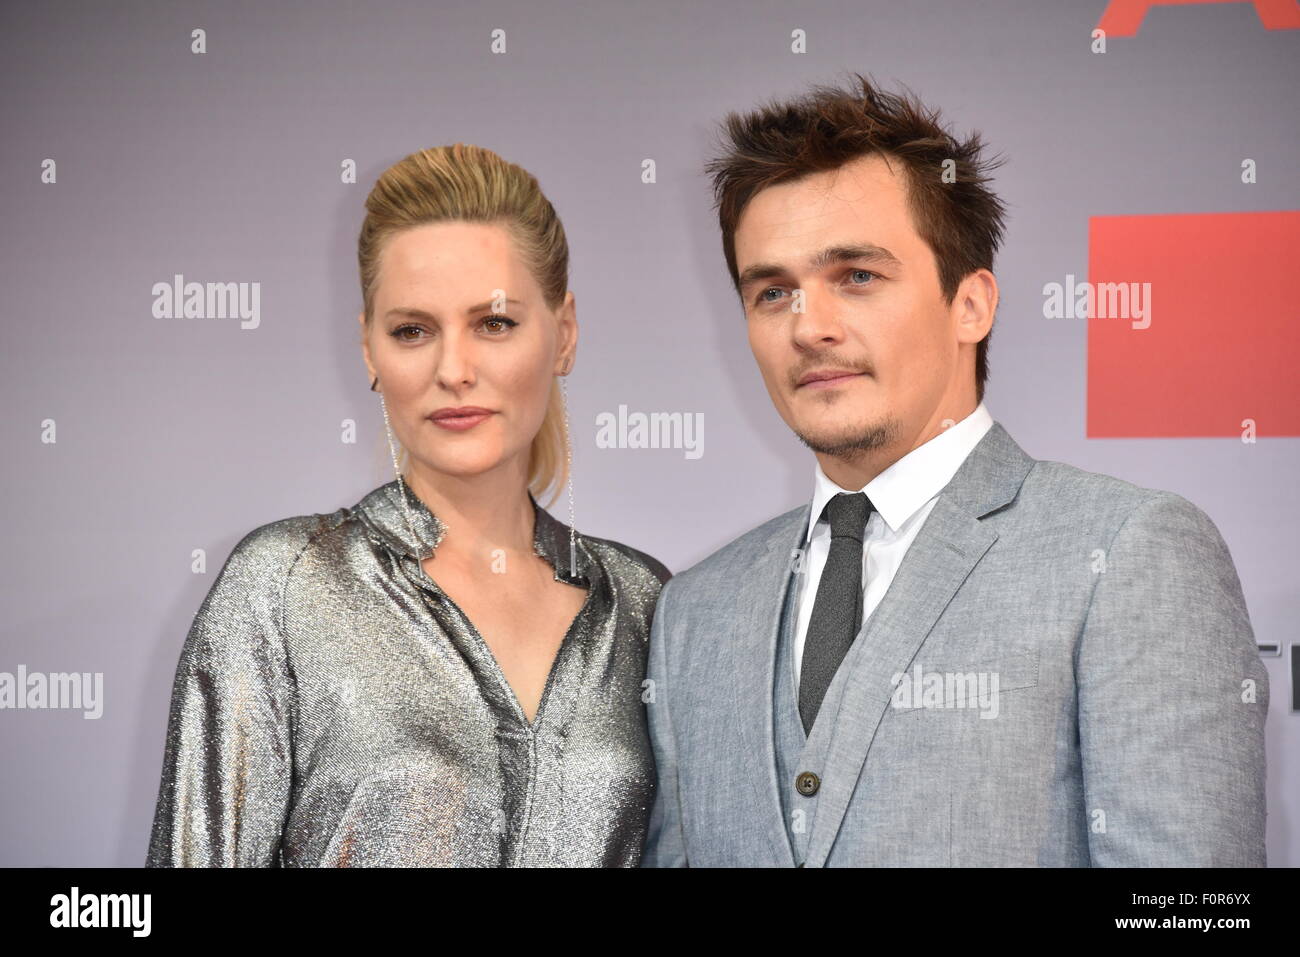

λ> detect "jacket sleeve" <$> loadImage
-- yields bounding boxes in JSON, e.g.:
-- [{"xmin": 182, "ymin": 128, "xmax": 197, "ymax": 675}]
[
  {"xmin": 1076, "ymin": 491, "xmax": 1269, "ymax": 866},
  {"xmin": 146, "ymin": 522, "xmax": 300, "ymax": 867},
  {"xmin": 641, "ymin": 577, "xmax": 689, "ymax": 867}
]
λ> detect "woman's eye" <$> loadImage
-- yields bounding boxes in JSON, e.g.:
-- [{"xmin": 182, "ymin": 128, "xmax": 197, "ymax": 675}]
[
  {"xmin": 481, "ymin": 314, "xmax": 518, "ymax": 334},
  {"xmin": 391, "ymin": 324, "xmax": 426, "ymax": 341}
]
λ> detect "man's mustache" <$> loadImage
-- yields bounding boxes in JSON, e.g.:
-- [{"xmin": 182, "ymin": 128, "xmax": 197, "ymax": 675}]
[{"xmin": 789, "ymin": 362, "xmax": 873, "ymax": 388}]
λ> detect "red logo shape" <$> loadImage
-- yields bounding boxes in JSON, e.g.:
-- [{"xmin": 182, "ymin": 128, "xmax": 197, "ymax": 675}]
[
  {"xmin": 1098, "ymin": 0, "xmax": 1300, "ymax": 36},
  {"xmin": 1086, "ymin": 210, "xmax": 1298, "ymax": 438}
]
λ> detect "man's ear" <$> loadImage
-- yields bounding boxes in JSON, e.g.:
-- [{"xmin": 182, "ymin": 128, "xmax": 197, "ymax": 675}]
[{"xmin": 955, "ymin": 269, "xmax": 997, "ymax": 346}]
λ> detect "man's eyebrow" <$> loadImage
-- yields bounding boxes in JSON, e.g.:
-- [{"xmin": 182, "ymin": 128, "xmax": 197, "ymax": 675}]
[
  {"xmin": 383, "ymin": 298, "xmax": 525, "ymax": 320},
  {"xmin": 737, "ymin": 244, "xmax": 903, "ymax": 292}
]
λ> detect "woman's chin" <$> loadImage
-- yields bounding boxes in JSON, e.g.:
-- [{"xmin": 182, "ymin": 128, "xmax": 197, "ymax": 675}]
[{"xmin": 409, "ymin": 448, "xmax": 523, "ymax": 481}]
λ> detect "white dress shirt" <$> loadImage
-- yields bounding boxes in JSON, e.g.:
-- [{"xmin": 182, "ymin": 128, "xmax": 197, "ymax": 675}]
[{"xmin": 792, "ymin": 403, "xmax": 995, "ymax": 691}]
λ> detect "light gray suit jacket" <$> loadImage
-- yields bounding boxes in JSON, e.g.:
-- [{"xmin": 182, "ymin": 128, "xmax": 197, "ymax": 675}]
[{"xmin": 642, "ymin": 422, "xmax": 1268, "ymax": 866}]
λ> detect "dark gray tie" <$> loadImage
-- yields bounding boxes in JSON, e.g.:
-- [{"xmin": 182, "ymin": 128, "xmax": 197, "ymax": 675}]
[{"xmin": 799, "ymin": 491, "xmax": 872, "ymax": 734}]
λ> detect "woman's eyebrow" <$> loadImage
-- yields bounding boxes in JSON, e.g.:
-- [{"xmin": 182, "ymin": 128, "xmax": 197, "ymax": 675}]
[{"xmin": 384, "ymin": 298, "xmax": 525, "ymax": 321}]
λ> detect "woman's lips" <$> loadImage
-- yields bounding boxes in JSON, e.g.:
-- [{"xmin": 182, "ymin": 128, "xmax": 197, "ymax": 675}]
[{"xmin": 428, "ymin": 411, "xmax": 495, "ymax": 431}]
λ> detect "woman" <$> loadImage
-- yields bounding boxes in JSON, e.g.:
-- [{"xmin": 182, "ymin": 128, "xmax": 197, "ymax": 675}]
[{"xmin": 146, "ymin": 144, "xmax": 671, "ymax": 867}]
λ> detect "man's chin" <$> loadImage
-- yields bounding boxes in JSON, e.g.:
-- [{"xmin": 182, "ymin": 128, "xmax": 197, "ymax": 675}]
[{"xmin": 792, "ymin": 419, "xmax": 899, "ymax": 457}]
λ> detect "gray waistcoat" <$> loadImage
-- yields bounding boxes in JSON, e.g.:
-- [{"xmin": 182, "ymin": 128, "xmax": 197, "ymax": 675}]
[{"xmin": 773, "ymin": 567, "xmax": 858, "ymax": 865}]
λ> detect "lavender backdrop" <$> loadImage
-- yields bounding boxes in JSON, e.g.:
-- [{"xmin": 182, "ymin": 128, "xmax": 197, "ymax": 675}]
[{"xmin": 2, "ymin": 0, "xmax": 1296, "ymax": 865}]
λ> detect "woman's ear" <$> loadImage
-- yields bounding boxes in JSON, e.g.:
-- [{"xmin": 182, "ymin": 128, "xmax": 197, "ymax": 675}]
[
  {"xmin": 358, "ymin": 309, "xmax": 377, "ymax": 385},
  {"xmin": 556, "ymin": 290, "xmax": 578, "ymax": 374}
]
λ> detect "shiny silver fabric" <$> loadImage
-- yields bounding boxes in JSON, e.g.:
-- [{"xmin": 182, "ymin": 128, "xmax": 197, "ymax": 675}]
[{"xmin": 146, "ymin": 479, "xmax": 670, "ymax": 867}]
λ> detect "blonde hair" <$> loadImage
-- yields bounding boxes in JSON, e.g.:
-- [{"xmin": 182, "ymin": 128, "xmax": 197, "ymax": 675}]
[{"xmin": 358, "ymin": 144, "xmax": 570, "ymax": 506}]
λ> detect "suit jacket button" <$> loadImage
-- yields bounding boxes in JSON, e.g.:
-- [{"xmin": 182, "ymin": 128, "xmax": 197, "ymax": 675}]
[{"xmin": 795, "ymin": 771, "xmax": 820, "ymax": 796}]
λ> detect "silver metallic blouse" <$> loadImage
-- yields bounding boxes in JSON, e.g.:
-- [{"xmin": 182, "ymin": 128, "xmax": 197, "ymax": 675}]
[{"xmin": 146, "ymin": 479, "xmax": 670, "ymax": 867}]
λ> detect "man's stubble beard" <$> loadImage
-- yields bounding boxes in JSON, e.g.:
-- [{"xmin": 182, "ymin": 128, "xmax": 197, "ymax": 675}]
[{"xmin": 792, "ymin": 413, "xmax": 901, "ymax": 460}]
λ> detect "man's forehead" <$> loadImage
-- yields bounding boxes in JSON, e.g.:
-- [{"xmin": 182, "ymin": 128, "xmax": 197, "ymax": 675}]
[
  {"xmin": 736, "ymin": 163, "xmax": 909, "ymax": 267},
  {"xmin": 745, "ymin": 156, "xmax": 903, "ymax": 220},
  {"xmin": 748, "ymin": 154, "xmax": 901, "ymax": 216}
]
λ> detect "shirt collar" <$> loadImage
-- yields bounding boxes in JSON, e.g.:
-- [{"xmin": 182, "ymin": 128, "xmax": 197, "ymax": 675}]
[
  {"xmin": 805, "ymin": 402, "xmax": 995, "ymax": 541},
  {"xmin": 355, "ymin": 478, "xmax": 590, "ymax": 584}
]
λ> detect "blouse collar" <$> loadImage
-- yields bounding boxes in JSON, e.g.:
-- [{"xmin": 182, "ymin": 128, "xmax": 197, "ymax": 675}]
[{"xmin": 355, "ymin": 479, "xmax": 591, "ymax": 585}]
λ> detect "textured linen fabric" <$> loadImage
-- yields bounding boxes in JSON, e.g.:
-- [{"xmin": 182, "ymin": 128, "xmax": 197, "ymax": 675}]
[
  {"xmin": 147, "ymin": 479, "xmax": 670, "ymax": 867},
  {"xmin": 643, "ymin": 421, "xmax": 1268, "ymax": 867}
]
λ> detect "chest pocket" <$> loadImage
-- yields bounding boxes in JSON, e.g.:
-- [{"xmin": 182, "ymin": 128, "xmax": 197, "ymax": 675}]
[{"xmin": 886, "ymin": 650, "xmax": 1040, "ymax": 714}]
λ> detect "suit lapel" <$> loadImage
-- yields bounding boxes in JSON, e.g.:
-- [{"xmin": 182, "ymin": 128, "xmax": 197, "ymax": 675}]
[
  {"xmin": 802, "ymin": 421, "xmax": 1036, "ymax": 867},
  {"xmin": 730, "ymin": 503, "xmax": 809, "ymax": 867}
]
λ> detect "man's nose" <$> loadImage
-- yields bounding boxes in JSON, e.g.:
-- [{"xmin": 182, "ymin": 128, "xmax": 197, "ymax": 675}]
[{"xmin": 790, "ymin": 286, "xmax": 847, "ymax": 348}]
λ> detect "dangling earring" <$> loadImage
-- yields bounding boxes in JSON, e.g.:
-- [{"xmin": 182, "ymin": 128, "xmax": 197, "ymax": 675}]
[
  {"xmin": 559, "ymin": 361, "xmax": 578, "ymax": 578},
  {"xmin": 375, "ymin": 376, "xmax": 423, "ymax": 557}
]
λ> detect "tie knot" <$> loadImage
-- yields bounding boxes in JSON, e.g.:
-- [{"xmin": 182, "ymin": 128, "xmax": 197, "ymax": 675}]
[{"xmin": 825, "ymin": 491, "xmax": 872, "ymax": 541}]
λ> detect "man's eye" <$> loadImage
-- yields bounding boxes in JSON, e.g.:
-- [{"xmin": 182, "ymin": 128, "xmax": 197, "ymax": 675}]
[
  {"xmin": 757, "ymin": 287, "xmax": 786, "ymax": 304},
  {"xmin": 848, "ymin": 269, "xmax": 877, "ymax": 285}
]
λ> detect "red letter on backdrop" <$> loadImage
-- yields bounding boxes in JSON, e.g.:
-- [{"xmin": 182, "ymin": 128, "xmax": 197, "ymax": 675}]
[{"xmin": 1098, "ymin": 0, "xmax": 1300, "ymax": 37}]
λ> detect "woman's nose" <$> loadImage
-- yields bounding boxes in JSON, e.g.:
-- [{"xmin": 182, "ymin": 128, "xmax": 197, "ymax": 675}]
[{"xmin": 434, "ymin": 332, "xmax": 476, "ymax": 388}]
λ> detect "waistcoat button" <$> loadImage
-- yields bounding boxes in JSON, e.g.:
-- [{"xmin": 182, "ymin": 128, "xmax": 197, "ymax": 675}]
[{"xmin": 795, "ymin": 771, "xmax": 820, "ymax": 796}]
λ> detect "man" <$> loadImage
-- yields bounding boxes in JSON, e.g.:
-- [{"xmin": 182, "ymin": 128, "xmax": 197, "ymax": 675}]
[{"xmin": 641, "ymin": 74, "xmax": 1268, "ymax": 867}]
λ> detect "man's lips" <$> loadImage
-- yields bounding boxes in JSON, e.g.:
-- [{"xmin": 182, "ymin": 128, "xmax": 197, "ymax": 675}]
[{"xmin": 796, "ymin": 370, "xmax": 867, "ymax": 390}]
